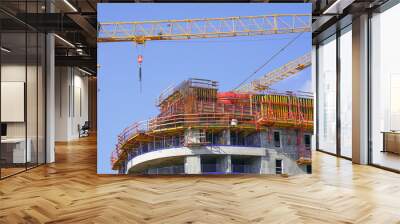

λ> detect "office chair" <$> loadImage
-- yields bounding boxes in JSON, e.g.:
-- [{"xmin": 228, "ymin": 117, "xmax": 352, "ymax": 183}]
[{"xmin": 79, "ymin": 121, "xmax": 90, "ymax": 138}]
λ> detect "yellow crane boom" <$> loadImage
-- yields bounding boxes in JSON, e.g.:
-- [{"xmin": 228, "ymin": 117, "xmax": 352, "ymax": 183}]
[
  {"xmin": 97, "ymin": 14, "xmax": 311, "ymax": 44},
  {"xmin": 234, "ymin": 52, "xmax": 311, "ymax": 93}
]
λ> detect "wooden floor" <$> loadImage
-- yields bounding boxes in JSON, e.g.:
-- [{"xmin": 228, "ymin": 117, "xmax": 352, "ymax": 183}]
[
  {"xmin": 1, "ymin": 167, "xmax": 26, "ymax": 178},
  {"xmin": 373, "ymin": 150, "xmax": 400, "ymax": 171},
  {"xmin": 1, "ymin": 136, "xmax": 400, "ymax": 224}
]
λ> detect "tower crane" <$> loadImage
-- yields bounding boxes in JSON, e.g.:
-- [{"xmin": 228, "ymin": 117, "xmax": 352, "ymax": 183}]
[
  {"xmin": 234, "ymin": 52, "xmax": 311, "ymax": 93},
  {"xmin": 98, "ymin": 14, "xmax": 310, "ymax": 43},
  {"xmin": 97, "ymin": 14, "xmax": 311, "ymax": 92}
]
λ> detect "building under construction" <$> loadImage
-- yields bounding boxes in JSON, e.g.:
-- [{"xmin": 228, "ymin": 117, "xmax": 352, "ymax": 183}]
[{"xmin": 111, "ymin": 78, "xmax": 313, "ymax": 175}]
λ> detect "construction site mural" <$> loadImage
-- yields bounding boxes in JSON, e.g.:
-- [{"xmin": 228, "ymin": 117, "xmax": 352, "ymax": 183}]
[{"xmin": 97, "ymin": 3, "xmax": 313, "ymax": 175}]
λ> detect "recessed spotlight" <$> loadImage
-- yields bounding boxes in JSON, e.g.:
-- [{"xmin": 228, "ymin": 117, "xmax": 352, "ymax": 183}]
[
  {"xmin": 54, "ymin": 34, "xmax": 75, "ymax": 48},
  {"xmin": 1, "ymin": 47, "xmax": 11, "ymax": 53},
  {"xmin": 63, "ymin": 0, "xmax": 78, "ymax": 12},
  {"xmin": 78, "ymin": 67, "xmax": 93, "ymax": 76}
]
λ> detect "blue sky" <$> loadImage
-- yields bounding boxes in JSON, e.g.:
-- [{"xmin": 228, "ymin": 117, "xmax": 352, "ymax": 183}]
[{"xmin": 97, "ymin": 3, "xmax": 312, "ymax": 174}]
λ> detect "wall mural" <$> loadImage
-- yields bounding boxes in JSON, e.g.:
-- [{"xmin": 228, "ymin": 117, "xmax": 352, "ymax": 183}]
[{"xmin": 97, "ymin": 3, "xmax": 313, "ymax": 175}]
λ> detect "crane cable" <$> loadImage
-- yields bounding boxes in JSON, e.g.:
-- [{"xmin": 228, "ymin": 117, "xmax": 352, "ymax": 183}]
[
  {"xmin": 233, "ymin": 32, "xmax": 304, "ymax": 91},
  {"xmin": 136, "ymin": 43, "xmax": 144, "ymax": 92}
]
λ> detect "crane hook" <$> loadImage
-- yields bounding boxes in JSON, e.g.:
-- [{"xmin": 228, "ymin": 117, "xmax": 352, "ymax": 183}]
[{"xmin": 137, "ymin": 54, "xmax": 143, "ymax": 92}]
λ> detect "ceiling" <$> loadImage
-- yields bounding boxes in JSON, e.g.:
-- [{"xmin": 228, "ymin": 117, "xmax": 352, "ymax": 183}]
[
  {"xmin": 1, "ymin": 0, "xmax": 98, "ymax": 74},
  {"xmin": 1, "ymin": 0, "xmax": 396, "ymax": 74}
]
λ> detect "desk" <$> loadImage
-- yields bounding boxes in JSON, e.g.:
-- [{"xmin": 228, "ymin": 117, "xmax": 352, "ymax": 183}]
[
  {"xmin": 1, "ymin": 138, "xmax": 31, "ymax": 163},
  {"xmin": 382, "ymin": 131, "xmax": 400, "ymax": 154}
]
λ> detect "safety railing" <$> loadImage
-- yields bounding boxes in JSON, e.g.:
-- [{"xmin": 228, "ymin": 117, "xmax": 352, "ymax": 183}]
[
  {"xmin": 157, "ymin": 78, "xmax": 218, "ymax": 106},
  {"xmin": 148, "ymin": 112, "xmax": 256, "ymax": 131},
  {"xmin": 125, "ymin": 135, "xmax": 262, "ymax": 163},
  {"xmin": 146, "ymin": 165, "xmax": 185, "ymax": 174},
  {"xmin": 116, "ymin": 121, "xmax": 149, "ymax": 148},
  {"xmin": 112, "ymin": 92, "xmax": 314, "ymax": 168}
]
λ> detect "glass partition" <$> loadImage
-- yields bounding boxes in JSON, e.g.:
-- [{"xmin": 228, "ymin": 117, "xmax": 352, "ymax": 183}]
[
  {"xmin": 339, "ymin": 26, "xmax": 352, "ymax": 158},
  {"xmin": 371, "ymin": 4, "xmax": 400, "ymax": 171},
  {"xmin": 27, "ymin": 31, "xmax": 38, "ymax": 169},
  {"xmin": 1, "ymin": 30, "xmax": 28, "ymax": 177},
  {"xmin": 0, "ymin": 1, "xmax": 46, "ymax": 179},
  {"xmin": 37, "ymin": 32, "xmax": 45, "ymax": 165},
  {"xmin": 317, "ymin": 35, "xmax": 337, "ymax": 154}
]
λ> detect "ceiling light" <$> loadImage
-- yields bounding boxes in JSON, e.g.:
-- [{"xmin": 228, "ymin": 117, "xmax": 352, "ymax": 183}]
[
  {"xmin": 76, "ymin": 48, "xmax": 85, "ymax": 55},
  {"xmin": 1, "ymin": 47, "xmax": 11, "ymax": 53},
  {"xmin": 323, "ymin": 0, "xmax": 354, "ymax": 15},
  {"xmin": 63, "ymin": 0, "xmax": 78, "ymax": 12},
  {"xmin": 78, "ymin": 67, "xmax": 93, "ymax": 76},
  {"xmin": 54, "ymin": 34, "xmax": 75, "ymax": 48}
]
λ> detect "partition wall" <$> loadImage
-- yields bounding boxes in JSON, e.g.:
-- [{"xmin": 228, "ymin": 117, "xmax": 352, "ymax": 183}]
[
  {"xmin": 316, "ymin": 25, "xmax": 352, "ymax": 159},
  {"xmin": 0, "ymin": 1, "xmax": 47, "ymax": 179},
  {"xmin": 317, "ymin": 34, "xmax": 337, "ymax": 155}
]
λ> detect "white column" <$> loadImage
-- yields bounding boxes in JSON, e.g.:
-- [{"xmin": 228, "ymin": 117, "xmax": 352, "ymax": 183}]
[
  {"xmin": 46, "ymin": 32, "xmax": 55, "ymax": 163},
  {"xmin": 55, "ymin": 67, "xmax": 77, "ymax": 141},
  {"xmin": 184, "ymin": 155, "xmax": 201, "ymax": 174},
  {"xmin": 45, "ymin": 0, "xmax": 56, "ymax": 163},
  {"xmin": 352, "ymin": 14, "xmax": 369, "ymax": 164}
]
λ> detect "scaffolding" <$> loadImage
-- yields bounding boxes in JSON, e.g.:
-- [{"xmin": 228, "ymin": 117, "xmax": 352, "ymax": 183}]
[{"xmin": 111, "ymin": 78, "xmax": 313, "ymax": 170}]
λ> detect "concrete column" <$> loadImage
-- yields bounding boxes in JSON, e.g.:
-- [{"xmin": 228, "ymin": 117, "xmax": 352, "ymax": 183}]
[
  {"xmin": 46, "ymin": 12, "xmax": 55, "ymax": 163},
  {"xmin": 260, "ymin": 131, "xmax": 268, "ymax": 147},
  {"xmin": 250, "ymin": 157, "xmax": 262, "ymax": 174},
  {"xmin": 223, "ymin": 129, "xmax": 231, "ymax": 145},
  {"xmin": 260, "ymin": 156, "xmax": 270, "ymax": 174},
  {"xmin": 265, "ymin": 151, "xmax": 281, "ymax": 174},
  {"xmin": 184, "ymin": 128, "xmax": 200, "ymax": 145},
  {"xmin": 218, "ymin": 155, "xmax": 231, "ymax": 173},
  {"xmin": 184, "ymin": 155, "xmax": 201, "ymax": 174},
  {"xmin": 352, "ymin": 14, "xmax": 369, "ymax": 164}
]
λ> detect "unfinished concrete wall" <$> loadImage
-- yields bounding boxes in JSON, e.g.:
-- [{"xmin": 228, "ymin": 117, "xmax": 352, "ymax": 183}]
[
  {"xmin": 184, "ymin": 155, "xmax": 201, "ymax": 174},
  {"xmin": 250, "ymin": 157, "xmax": 262, "ymax": 174},
  {"xmin": 260, "ymin": 130, "xmax": 310, "ymax": 175}
]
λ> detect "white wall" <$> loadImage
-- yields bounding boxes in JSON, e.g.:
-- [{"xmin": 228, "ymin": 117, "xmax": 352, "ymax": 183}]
[
  {"xmin": 1, "ymin": 65, "xmax": 26, "ymax": 147},
  {"xmin": 1, "ymin": 63, "xmax": 46, "ymax": 164},
  {"xmin": 72, "ymin": 73, "xmax": 89, "ymax": 138},
  {"xmin": 1, "ymin": 65, "xmax": 26, "ymax": 138},
  {"xmin": 55, "ymin": 67, "xmax": 89, "ymax": 141},
  {"xmin": 1, "ymin": 65, "xmax": 39, "ymax": 138}
]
